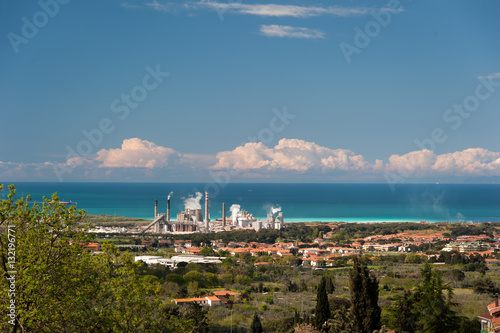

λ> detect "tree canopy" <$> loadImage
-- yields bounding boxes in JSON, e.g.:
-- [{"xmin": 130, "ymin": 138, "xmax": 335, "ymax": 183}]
[
  {"xmin": 0, "ymin": 184, "xmax": 193, "ymax": 332},
  {"xmin": 349, "ymin": 256, "xmax": 381, "ymax": 333}
]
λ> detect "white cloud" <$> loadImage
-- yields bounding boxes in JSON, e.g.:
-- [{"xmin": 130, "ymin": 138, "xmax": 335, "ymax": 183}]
[
  {"xmin": 433, "ymin": 148, "xmax": 500, "ymax": 174},
  {"xmin": 213, "ymin": 140, "xmax": 500, "ymax": 178},
  {"xmin": 385, "ymin": 148, "xmax": 500, "ymax": 176},
  {"xmin": 385, "ymin": 149, "xmax": 437, "ymax": 175},
  {"xmin": 477, "ymin": 72, "xmax": 500, "ymax": 79},
  {"xmin": 4, "ymin": 137, "xmax": 500, "ymax": 181},
  {"xmin": 95, "ymin": 138, "xmax": 179, "ymax": 168},
  {"xmin": 212, "ymin": 138, "xmax": 369, "ymax": 172},
  {"xmin": 134, "ymin": 1, "xmax": 400, "ymax": 18},
  {"xmin": 260, "ymin": 25, "xmax": 325, "ymax": 39},
  {"xmin": 198, "ymin": 2, "xmax": 374, "ymax": 18}
]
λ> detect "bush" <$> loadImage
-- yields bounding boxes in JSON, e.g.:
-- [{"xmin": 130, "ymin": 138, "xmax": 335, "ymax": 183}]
[{"xmin": 472, "ymin": 277, "xmax": 500, "ymax": 295}]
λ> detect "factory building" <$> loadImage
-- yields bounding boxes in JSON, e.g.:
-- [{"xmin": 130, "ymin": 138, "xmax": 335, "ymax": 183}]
[{"xmin": 142, "ymin": 192, "xmax": 284, "ymax": 234}]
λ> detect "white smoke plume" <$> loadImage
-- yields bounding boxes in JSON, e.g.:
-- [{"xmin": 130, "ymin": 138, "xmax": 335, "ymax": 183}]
[
  {"xmin": 184, "ymin": 192, "xmax": 203, "ymax": 210},
  {"xmin": 167, "ymin": 191, "xmax": 173, "ymax": 200},
  {"xmin": 271, "ymin": 206, "xmax": 282, "ymax": 215},
  {"xmin": 230, "ymin": 204, "xmax": 241, "ymax": 224}
]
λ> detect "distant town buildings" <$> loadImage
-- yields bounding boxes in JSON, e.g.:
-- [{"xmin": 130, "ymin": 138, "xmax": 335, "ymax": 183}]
[
  {"xmin": 442, "ymin": 241, "xmax": 489, "ymax": 253},
  {"xmin": 134, "ymin": 255, "xmax": 223, "ymax": 267}
]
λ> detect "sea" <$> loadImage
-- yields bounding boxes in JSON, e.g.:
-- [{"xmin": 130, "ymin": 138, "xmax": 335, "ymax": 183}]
[{"xmin": 2, "ymin": 182, "xmax": 500, "ymax": 223}]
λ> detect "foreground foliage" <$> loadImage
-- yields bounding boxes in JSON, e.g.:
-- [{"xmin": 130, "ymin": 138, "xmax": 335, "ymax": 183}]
[{"xmin": 0, "ymin": 184, "xmax": 193, "ymax": 333}]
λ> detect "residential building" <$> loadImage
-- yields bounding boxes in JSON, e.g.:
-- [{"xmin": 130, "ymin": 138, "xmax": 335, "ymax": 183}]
[{"xmin": 479, "ymin": 296, "xmax": 500, "ymax": 333}]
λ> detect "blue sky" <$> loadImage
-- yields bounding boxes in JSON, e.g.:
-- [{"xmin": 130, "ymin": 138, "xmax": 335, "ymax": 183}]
[{"xmin": 1, "ymin": 0, "xmax": 500, "ymax": 183}]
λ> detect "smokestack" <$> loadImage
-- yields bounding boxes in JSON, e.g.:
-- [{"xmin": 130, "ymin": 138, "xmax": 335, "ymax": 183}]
[
  {"xmin": 154, "ymin": 199, "xmax": 158, "ymax": 217},
  {"xmin": 205, "ymin": 191, "xmax": 209, "ymax": 232},
  {"xmin": 167, "ymin": 197, "xmax": 170, "ymax": 221},
  {"xmin": 205, "ymin": 191, "xmax": 209, "ymax": 223},
  {"xmin": 222, "ymin": 202, "xmax": 226, "ymax": 227}
]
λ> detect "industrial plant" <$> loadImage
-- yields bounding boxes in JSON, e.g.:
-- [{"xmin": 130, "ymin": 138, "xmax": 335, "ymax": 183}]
[{"xmin": 142, "ymin": 191, "xmax": 284, "ymax": 234}]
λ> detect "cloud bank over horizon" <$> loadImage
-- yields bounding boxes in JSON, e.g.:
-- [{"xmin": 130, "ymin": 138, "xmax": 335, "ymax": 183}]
[
  {"xmin": 3, "ymin": 138, "xmax": 500, "ymax": 183},
  {"xmin": 96, "ymin": 138, "xmax": 179, "ymax": 168}
]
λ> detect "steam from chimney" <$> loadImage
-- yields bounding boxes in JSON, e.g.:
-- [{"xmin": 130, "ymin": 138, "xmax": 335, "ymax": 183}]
[
  {"xmin": 184, "ymin": 192, "xmax": 203, "ymax": 210},
  {"xmin": 167, "ymin": 191, "xmax": 173, "ymax": 200},
  {"xmin": 230, "ymin": 204, "xmax": 241, "ymax": 224},
  {"xmin": 271, "ymin": 206, "xmax": 282, "ymax": 215}
]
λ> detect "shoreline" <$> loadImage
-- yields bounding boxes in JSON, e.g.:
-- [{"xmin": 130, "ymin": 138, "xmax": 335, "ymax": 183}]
[{"xmin": 86, "ymin": 214, "xmax": 499, "ymax": 226}]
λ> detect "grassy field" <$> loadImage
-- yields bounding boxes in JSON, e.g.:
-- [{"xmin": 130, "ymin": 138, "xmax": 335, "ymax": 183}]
[{"xmin": 85, "ymin": 214, "xmax": 151, "ymax": 227}]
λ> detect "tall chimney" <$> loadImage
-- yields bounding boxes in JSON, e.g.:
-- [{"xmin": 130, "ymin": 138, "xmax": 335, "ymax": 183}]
[
  {"xmin": 205, "ymin": 191, "xmax": 209, "ymax": 231},
  {"xmin": 167, "ymin": 197, "xmax": 170, "ymax": 221},
  {"xmin": 154, "ymin": 199, "xmax": 158, "ymax": 217},
  {"xmin": 222, "ymin": 202, "xmax": 226, "ymax": 227}
]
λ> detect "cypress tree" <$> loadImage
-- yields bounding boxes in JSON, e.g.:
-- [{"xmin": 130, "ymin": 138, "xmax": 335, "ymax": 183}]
[
  {"xmin": 314, "ymin": 276, "xmax": 330, "ymax": 330},
  {"xmin": 349, "ymin": 256, "xmax": 381, "ymax": 333},
  {"xmin": 250, "ymin": 312, "xmax": 263, "ymax": 333},
  {"xmin": 325, "ymin": 275, "xmax": 335, "ymax": 294}
]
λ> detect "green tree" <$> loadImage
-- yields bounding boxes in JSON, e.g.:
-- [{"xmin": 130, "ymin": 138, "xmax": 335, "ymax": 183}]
[
  {"xmin": 186, "ymin": 303, "xmax": 209, "ymax": 333},
  {"xmin": 0, "ymin": 184, "xmax": 191, "ymax": 333},
  {"xmin": 472, "ymin": 277, "xmax": 500, "ymax": 295},
  {"xmin": 250, "ymin": 312, "xmax": 264, "ymax": 333},
  {"xmin": 327, "ymin": 306, "xmax": 354, "ymax": 333},
  {"xmin": 200, "ymin": 246, "xmax": 215, "ymax": 256},
  {"xmin": 0, "ymin": 185, "xmax": 94, "ymax": 332},
  {"xmin": 413, "ymin": 264, "xmax": 460, "ymax": 333},
  {"xmin": 184, "ymin": 270, "xmax": 205, "ymax": 286},
  {"xmin": 349, "ymin": 256, "xmax": 381, "ymax": 333},
  {"xmin": 314, "ymin": 276, "xmax": 330, "ymax": 330},
  {"xmin": 325, "ymin": 275, "xmax": 335, "ymax": 294},
  {"xmin": 86, "ymin": 244, "xmax": 178, "ymax": 332},
  {"xmin": 446, "ymin": 269, "xmax": 465, "ymax": 283},
  {"xmin": 456, "ymin": 316, "xmax": 481, "ymax": 333},
  {"xmin": 155, "ymin": 303, "xmax": 194, "ymax": 333},
  {"xmin": 387, "ymin": 290, "xmax": 417, "ymax": 333}
]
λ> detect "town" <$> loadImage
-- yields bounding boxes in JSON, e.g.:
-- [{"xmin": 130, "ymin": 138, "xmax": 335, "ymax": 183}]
[{"xmin": 85, "ymin": 219, "xmax": 500, "ymax": 332}]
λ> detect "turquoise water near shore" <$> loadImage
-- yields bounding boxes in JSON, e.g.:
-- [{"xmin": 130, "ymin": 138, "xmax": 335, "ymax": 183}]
[{"xmin": 3, "ymin": 182, "xmax": 500, "ymax": 223}]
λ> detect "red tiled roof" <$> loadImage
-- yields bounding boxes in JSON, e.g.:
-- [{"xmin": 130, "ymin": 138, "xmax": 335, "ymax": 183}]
[
  {"xmin": 175, "ymin": 298, "xmax": 205, "ymax": 303},
  {"xmin": 213, "ymin": 290, "xmax": 238, "ymax": 296},
  {"xmin": 488, "ymin": 302, "xmax": 500, "ymax": 316}
]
